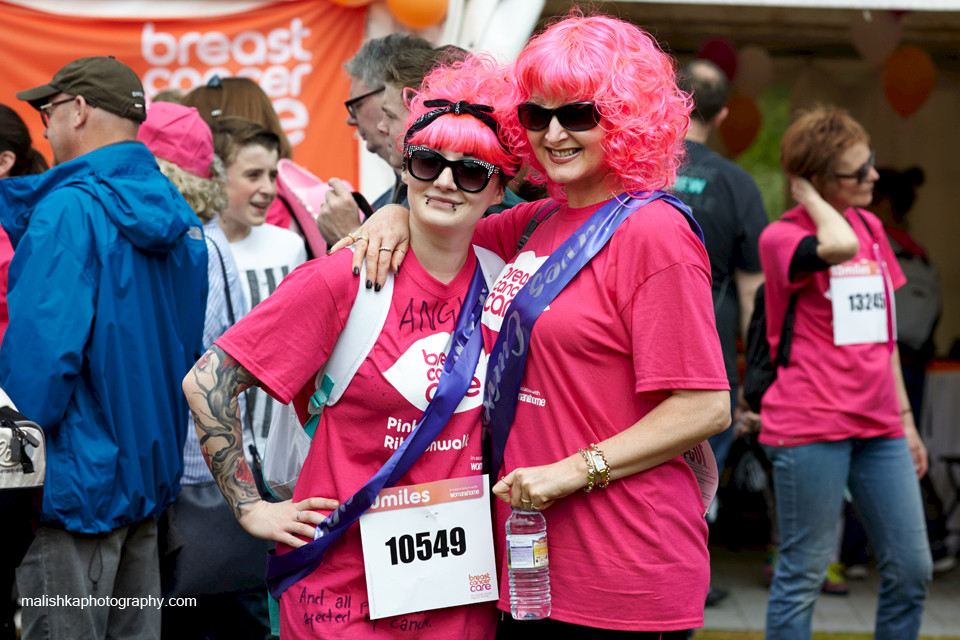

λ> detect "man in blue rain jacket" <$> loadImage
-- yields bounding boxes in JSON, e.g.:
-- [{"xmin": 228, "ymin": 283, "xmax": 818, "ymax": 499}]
[{"xmin": 0, "ymin": 56, "xmax": 207, "ymax": 640}]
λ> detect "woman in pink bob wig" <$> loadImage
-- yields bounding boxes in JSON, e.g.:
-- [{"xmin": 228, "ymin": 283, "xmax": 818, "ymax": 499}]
[
  {"xmin": 337, "ymin": 12, "xmax": 729, "ymax": 638},
  {"xmin": 405, "ymin": 53, "xmax": 519, "ymax": 185}
]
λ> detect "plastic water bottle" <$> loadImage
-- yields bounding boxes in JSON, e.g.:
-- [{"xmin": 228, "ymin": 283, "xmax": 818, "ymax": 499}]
[{"xmin": 506, "ymin": 507, "xmax": 550, "ymax": 620}]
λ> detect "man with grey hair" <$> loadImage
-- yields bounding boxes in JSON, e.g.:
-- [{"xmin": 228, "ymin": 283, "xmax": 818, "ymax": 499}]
[
  {"xmin": 0, "ymin": 56, "xmax": 207, "ymax": 639},
  {"xmin": 318, "ymin": 33, "xmax": 431, "ymax": 243}
]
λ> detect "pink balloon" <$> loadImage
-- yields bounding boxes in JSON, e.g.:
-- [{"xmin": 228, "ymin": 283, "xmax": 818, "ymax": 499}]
[
  {"xmin": 698, "ymin": 38, "xmax": 738, "ymax": 81},
  {"xmin": 850, "ymin": 10, "xmax": 903, "ymax": 67}
]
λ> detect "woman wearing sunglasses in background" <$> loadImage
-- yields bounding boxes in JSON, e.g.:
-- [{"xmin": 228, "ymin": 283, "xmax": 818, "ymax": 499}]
[
  {"xmin": 183, "ymin": 54, "xmax": 517, "ymax": 639},
  {"xmin": 759, "ymin": 105, "xmax": 931, "ymax": 639},
  {"xmin": 336, "ymin": 12, "xmax": 730, "ymax": 637}
]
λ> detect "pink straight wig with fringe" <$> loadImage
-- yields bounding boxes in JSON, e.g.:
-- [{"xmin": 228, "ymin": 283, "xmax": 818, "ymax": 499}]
[
  {"xmin": 500, "ymin": 11, "xmax": 692, "ymax": 201},
  {"xmin": 404, "ymin": 53, "xmax": 519, "ymax": 183}
]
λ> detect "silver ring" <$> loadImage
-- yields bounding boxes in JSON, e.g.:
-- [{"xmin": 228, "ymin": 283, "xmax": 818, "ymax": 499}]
[
  {"xmin": 296, "ymin": 511, "xmax": 301, "ymax": 522},
  {"xmin": 379, "ymin": 247, "xmax": 393, "ymax": 253}
]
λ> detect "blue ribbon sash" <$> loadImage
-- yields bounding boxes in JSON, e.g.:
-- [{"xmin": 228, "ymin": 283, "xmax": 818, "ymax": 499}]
[
  {"xmin": 266, "ymin": 263, "xmax": 489, "ymax": 598},
  {"xmin": 482, "ymin": 192, "xmax": 702, "ymax": 477}
]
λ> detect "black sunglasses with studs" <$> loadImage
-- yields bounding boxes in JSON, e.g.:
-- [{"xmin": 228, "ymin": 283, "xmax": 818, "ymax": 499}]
[{"xmin": 405, "ymin": 145, "xmax": 500, "ymax": 193}]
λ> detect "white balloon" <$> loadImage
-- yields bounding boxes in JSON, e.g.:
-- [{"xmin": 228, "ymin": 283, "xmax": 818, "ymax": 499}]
[
  {"xmin": 850, "ymin": 10, "xmax": 903, "ymax": 67},
  {"xmin": 734, "ymin": 45, "xmax": 773, "ymax": 98}
]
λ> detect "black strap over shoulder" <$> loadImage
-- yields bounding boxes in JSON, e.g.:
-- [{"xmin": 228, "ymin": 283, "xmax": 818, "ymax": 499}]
[
  {"xmin": 775, "ymin": 290, "xmax": 800, "ymax": 368},
  {"xmin": 516, "ymin": 201, "xmax": 560, "ymax": 252}
]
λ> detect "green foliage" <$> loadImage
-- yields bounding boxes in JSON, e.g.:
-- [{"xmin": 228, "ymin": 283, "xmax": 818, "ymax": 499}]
[{"xmin": 734, "ymin": 83, "xmax": 792, "ymax": 221}]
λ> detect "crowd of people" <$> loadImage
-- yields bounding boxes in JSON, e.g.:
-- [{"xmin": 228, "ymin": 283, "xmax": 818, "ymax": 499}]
[{"xmin": 0, "ymin": 7, "xmax": 950, "ymax": 640}]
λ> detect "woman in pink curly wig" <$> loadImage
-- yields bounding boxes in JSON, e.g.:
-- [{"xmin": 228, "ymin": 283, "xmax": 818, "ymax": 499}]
[
  {"xmin": 184, "ymin": 53, "xmax": 517, "ymax": 640},
  {"xmin": 336, "ymin": 12, "xmax": 729, "ymax": 637}
]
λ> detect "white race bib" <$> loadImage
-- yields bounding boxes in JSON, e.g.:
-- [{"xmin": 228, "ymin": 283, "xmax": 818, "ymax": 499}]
[
  {"xmin": 359, "ymin": 475, "xmax": 498, "ymax": 620},
  {"xmin": 829, "ymin": 259, "xmax": 888, "ymax": 346}
]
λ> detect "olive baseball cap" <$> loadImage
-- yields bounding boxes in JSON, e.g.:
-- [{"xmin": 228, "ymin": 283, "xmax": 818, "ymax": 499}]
[{"xmin": 16, "ymin": 56, "xmax": 147, "ymax": 124}]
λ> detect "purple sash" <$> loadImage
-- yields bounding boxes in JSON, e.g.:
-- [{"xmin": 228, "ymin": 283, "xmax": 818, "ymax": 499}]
[{"xmin": 482, "ymin": 192, "xmax": 703, "ymax": 476}]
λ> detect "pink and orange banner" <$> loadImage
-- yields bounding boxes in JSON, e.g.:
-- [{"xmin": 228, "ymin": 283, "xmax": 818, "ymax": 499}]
[{"xmin": 0, "ymin": 0, "xmax": 364, "ymax": 184}]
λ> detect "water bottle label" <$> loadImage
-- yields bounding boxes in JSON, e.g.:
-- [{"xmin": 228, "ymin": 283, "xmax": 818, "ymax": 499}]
[{"xmin": 507, "ymin": 533, "xmax": 548, "ymax": 569}]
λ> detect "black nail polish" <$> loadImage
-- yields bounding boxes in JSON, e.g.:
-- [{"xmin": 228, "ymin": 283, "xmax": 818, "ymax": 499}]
[
  {"xmin": 353, "ymin": 267, "xmax": 360, "ymax": 276},
  {"xmin": 366, "ymin": 280, "xmax": 372, "ymax": 289},
  {"xmin": 374, "ymin": 283, "xmax": 382, "ymax": 292}
]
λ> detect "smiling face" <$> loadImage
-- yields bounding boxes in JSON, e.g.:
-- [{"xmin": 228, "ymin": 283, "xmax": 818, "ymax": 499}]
[
  {"xmin": 525, "ymin": 96, "xmax": 608, "ymax": 207},
  {"xmin": 403, "ymin": 146, "xmax": 503, "ymax": 239},
  {"xmin": 819, "ymin": 142, "xmax": 878, "ymax": 211},
  {"xmin": 220, "ymin": 143, "xmax": 279, "ymax": 240}
]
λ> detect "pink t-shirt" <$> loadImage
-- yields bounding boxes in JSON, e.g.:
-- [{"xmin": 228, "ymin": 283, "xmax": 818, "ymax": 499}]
[
  {"xmin": 758, "ymin": 206, "xmax": 906, "ymax": 448},
  {"xmin": 216, "ymin": 248, "xmax": 496, "ymax": 640},
  {"xmin": 474, "ymin": 198, "xmax": 728, "ymax": 631}
]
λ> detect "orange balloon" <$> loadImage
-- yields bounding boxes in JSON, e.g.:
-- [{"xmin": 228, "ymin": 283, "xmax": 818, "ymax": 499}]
[
  {"xmin": 386, "ymin": 0, "xmax": 448, "ymax": 29},
  {"xmin": 883, "ymin": 46, "xmax": 937, "ymax": 118},
  {"xmin": 330, "ymin": 0, "xmax": 374, "ymax": 6},
  {"xmin": 718, "ymin": 94, "xmax": 762, "ymax": 157}
]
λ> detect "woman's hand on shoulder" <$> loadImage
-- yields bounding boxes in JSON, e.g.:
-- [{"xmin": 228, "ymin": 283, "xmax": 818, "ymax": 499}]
[
  {"xmin": 328, "ymin": 204, "xmax": 412, "ymax": 290},
  {"xmin": 491, "ymin": 454, "xmax": 589, "ymax": 511},
  {"xmin": 237, "ymin": 495, "xmax": 340, "ymax": 547}
]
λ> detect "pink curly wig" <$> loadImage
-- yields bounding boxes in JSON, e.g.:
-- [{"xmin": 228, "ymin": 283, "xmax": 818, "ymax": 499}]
[
  {"xmin": 404, "ymin": 53, "xmax": 519, "ymax": 184},
  {"xmin": 500, "ymin": 10, "xmax": 691, "ymax": 201}
]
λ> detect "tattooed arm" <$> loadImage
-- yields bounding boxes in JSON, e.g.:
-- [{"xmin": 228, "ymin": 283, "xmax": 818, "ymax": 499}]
[{"xmin": 183, "ymin": 345, "xmax": 338, "ymax": 548}]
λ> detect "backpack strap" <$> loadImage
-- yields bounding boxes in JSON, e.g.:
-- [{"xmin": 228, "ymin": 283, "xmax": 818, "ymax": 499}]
[
  {"xmin": 774, "ymin": 291, "xmax": 799, "ymax": 369},
  {"xmin": 516, "ymin": 201, "xmax": 560, "ymax": 252},
  {"xmin": 321, "ymin": 259, "xmax": 394, "ymax": 408},
  {"xmin": 311, "ymin": 245, "xmax": 503, "ymax": 414},
  {"xmin": 473, "ymin": 245, "xmax": 506, "ymax": 291}
]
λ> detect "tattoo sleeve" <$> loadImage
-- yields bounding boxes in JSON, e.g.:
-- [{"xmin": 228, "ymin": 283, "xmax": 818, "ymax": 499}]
[{"xmin": 184, "ymin": 345, "xmax": 262, "ymax": 520}]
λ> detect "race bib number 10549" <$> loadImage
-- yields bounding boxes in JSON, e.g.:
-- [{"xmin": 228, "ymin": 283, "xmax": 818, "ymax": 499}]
[{"xmin": 359, "ymin": 475, "xmax": 498, "ymax": 620}]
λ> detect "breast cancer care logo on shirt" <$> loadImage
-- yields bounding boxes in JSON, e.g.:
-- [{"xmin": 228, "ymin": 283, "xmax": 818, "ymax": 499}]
[
  {"xmin": 382, "ymin": 333, "xmax": 487, "ymax": 412},
  {"xmin": 481, "ymin": 250, "xmax": 548, "ymax": 333}
]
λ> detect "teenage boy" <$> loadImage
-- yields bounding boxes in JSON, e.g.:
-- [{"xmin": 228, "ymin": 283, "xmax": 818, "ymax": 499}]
[{"xmin": 211, "ymin": 116, "xmax": 306, "ymax": 472}]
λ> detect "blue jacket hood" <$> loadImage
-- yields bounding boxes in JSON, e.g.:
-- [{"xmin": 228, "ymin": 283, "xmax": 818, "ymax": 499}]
[{"xmin": 0, "ymin": 142, "xmax": 195, "ymax": 252}]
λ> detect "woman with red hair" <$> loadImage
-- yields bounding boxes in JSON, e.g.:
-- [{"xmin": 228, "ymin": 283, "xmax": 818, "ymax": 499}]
[
  {"xmin": 759, "ymin": 106, "xmax": 931, "ymax": 639},
  {"xmin": 339, "ymin": 11, "xmax": 730, "ymax": 637}
]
